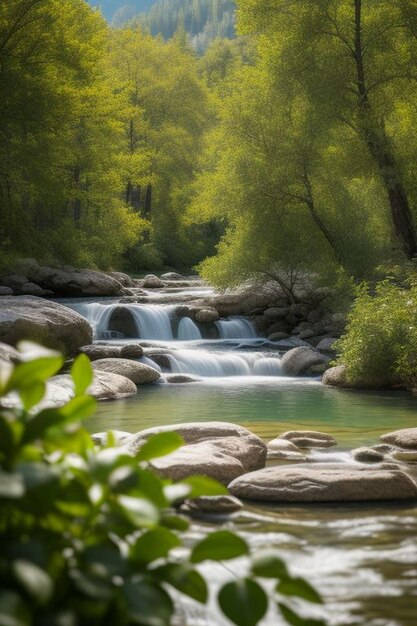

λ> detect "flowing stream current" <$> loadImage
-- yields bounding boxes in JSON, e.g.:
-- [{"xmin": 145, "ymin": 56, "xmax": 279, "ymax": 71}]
[{"xmin": 62, "ymin": 282, "xmax": 417, "ymax": 625}]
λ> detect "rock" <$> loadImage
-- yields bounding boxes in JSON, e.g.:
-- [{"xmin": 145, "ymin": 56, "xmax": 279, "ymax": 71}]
[
  {"xmin": 274, "ymin": 337, "xmax": 310, "ymax": 350},
  {"xmin": 307, "ymin": 310, "xmax": 322, "ymax": 323},
  {"xmin": 35, "ymin": 268, "xmax": 123, "ymax": 297},
  {"xmin": 309, "ymin": 363, "xmax": 330, "ymax": 375},
  {"xmin": 264, "ymin": 307, "xmax": 290, "ymax": 319},
  {"xmin": 175, "ymin": 305, "xmax": 192, "ymax": 318},
  {"xmin": 229, "ymin": 466, "xmax": 417, "ymax": 502},
  {"xmin": 0, "ymin": 296, "xmax": 92, "ymax": 355},
  {"xmin": 264, "ymin": 320, "xmax": 291, "ymax": 335},
  {"xmin": 165, "ymin": 374, "xmax": 200, "ymax": 384},
  {"xmin": 267, "ymin": 438, "xmax": 302, "ymax": 453},
  {"xmin": 0, "ymin": 342, "xmax": 22, "ymax": 364},
  {"xmin": 2, "ymin": 274, "xmax": 28, "ymax": 288},
  {"xmin": 79, "ymin": 345, "xmax": 125, "ymax": 361},
  {"xmin": 371, "ymin": 444, "xmax": 396, "ymax": 454},
  {"xmin": 391, "ymin": 451, "xmax": 417, "ymax": 462},
  {"xmin": 145, "ymin": 352, "xmax": 171, "ymax": 370},
  {"xmin": 106, "ymin": 271, "xmax": 135, "ymax": 287},
  {"xmin": 352, "ymin": 447, "xmax": 384, "ymax": 463},
  {"xmin": 281, "ymin": 346, "xmax": 330, "ymax": 376},
  {"xmin": 143, "ymin": 274, "xmax": 164, "ymax": 288},
  {"xmin": 161, "ymin": 272, "xmax": 186, "ymax": 281},
  {"xmin": 181, "ymin": 495, "xmax": 243, "ymax": 515},
  {"xmin": 50, "ymin": 370, "xmax": 137, "ymax": 402},
  {"xmin": 120, "ymin": 344, "xmax": 144, "ymax": 359},
  {"xmin": 195, "ymin": 308, "xmax": 220, "ymax": 323},
  {"xmin": 267, "ymin": 449, "xmax": 309, "ymax": 462},
  {"xmin": 298, "ymin": 329, "xmax": 315, "ymax": 340},
  {"xmin": 18, "ymin": 282, "xmax": 50, "ymax": 297},
  {"xmin": 92, "ymin": 359, "xmax": 161, "ymax": 385},
  {"xmin": 322, "ymin": 365, "xmax": 355, "ymax": 388},
  {"xmin": 268, "ymin": 332, "xmax": 290, "ymax": 341},
  {"xmin": 278, "ymin": 430, "xmax": 337, "ymax": 448},
  {"xmin": 125, "ymin": 422, "xmax": 267, "ymax": 485},
  {"xmin": 92, "ymin": 431, "xmax": 133, "ymax": 446},
  {"xmin": 0, "ymin": 287, "xmax": 14, "ymax": 296},
  {"xmin": 316, "ymin": 337, "xmax": 338, "ymax": 352},
  {"xmin": 381, "ymin": 428, "xmax": 417, "ymax": 450}
]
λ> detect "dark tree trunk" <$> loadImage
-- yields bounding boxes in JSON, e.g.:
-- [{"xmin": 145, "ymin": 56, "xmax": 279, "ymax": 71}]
[
  {"xmin": 354, "ymin": 0, "xmax": 417, "ymax": 258},
  {"xmin": 144, "ymin": 184, "xmax": 152, "ymax": 215}
]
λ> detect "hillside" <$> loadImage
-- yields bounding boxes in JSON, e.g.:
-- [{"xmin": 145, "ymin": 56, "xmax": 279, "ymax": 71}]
[
  {"xmin": 137, "ymin": 0, "xmax": 236, "ymax": 52},
  {"xmin": 87, "ymin": 1, "xmax": 159, "ymax": 22}
]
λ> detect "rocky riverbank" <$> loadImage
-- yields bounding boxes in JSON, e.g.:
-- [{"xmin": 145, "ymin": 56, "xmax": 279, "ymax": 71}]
[{"xmin": 92, "ymin": 422, "xmax": 417, "ymax": 510}]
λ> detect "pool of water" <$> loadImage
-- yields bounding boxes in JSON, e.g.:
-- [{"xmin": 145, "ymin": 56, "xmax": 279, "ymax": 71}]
[{"xmin": 89, "ymin": 378, "xmax": 417, "ymax": 448}]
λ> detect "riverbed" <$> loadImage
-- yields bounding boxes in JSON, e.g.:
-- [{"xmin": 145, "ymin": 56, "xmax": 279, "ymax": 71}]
[{"xmin": 62, "ymin": 284, "xmax": 417, "ymax": 625}]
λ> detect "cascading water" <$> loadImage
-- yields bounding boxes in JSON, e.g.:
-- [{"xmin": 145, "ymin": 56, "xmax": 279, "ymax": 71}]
[{"xmin": 65, "ymin": 291, "xmax": 285, "ymax": 378}]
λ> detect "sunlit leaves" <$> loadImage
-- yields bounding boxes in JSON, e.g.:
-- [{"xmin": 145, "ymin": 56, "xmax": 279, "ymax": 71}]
[{"xmin": 191, "ymin": 530, "xmax": 249, "ymax": 563}]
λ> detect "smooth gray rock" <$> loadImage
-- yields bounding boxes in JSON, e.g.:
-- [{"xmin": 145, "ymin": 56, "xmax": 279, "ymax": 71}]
[
  {"xmin": 165, "ymin": 374, "xmax": 200, "ymax": 384},
  {"xmin": 125, "ymin": 422, "xmax": 267, "ymax": 485},
  {"xmin": 92, "ymin": 358, "xmax": 160, "ymax": 385},
  {"xmin": 322, "ymin": 365, "xmax": 356, "ymax": 388},
  {"xmin": 381, "ymin": 428, "xmax": 417, "ymax": 450},
  {"xmin": 229, "ymin": 466, "xmax": 417, "ymax": 502},
  {"xmin": 78, "ymin": 344, "xmax": 143, "ymax": 361},
  {"xmin": 182, "ymin": 495, "xmax": 243, "ymax": 515},
  {"xmin": 0, "ymin": 296, "xmax": 92, "ymax": 355},
  {"xmin": 352, "ymin": 447, "xmax": 384, "ymax": 463},
  {"xmin": 143, "ymin": 274, "xmax": 164, "ymax": 288},
  {"xmin": 50, "ymin": 370, "xmax": 137, "ymax": 402},
  {"xmin": 391, "ymin": 450, "xmax": 417, "ymax": 462},
  {"xmin": 161, "ymin": 272, "xmax": 186, "ymax": 281},
  {"xmin": 0, "ymin": 342, "xmax": 22, "ymax": 364},
  {"xmin": 281, "ymin": 346, "xmax": 330, "ymax": 376},
  {"xmin": 195, "ymin": 308, "xmax": 220, "ymax": 323},
  {"xmin": 316, "ymin": 337, "xmax": 338, "ymax": 352},
  {"xmin": 267, "ymin": 438, "xmax": 303, "ymax": 453},
  {"xmin": 0, "ymin": 287, "xmax": 14, "ymax": 296},
  {"xmin": 278, "ymin": 430, "xmax": 337, "ymax": 448}
]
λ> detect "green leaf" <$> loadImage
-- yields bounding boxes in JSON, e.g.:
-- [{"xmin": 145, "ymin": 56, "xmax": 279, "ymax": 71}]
[
  {"xmin": 117, "ymin": 495, "xmax": 159, "ymax": 528},
  {"xmin": 136, "ymin": 468, "xmax": 167, "ymax": 508},
  {"xmin": 155, "ymin": 563, "xmax": 208, "ymax": 603},
  {"xmin": 190, "ymin": 530, "xmax": 249, "ymax": 563},
  {"xmin": 82, "ymin": 544, "xmax": 128, "ymax": 579},
  {"xmin": 22, "ymin": 396, "xmax": 95, "ymax": 445},
  {"xmin": 4, "ymin": 357, "xmax": 64, "ymax": 394},
  {"xmin": 71, "ymin": 355, "xmax": 93, "ymax": 396},
  {"xmin": 59, "ymin": 395, "xmax": 96, "ymax": 421},
  {"xmin": 278, "ymin": 603, "xmax": 327, "ymax": 626},
  {"xmin": 129, "ymin": 528, "xmax": 181, "ymax": 566},
  {"xmin": 0, "ymin": 472, "xmax": 25, "ymax": 499},
  {"xmin": 277, "ymin": 577, "xmax": 323, "ymax": 604},
  {"xmin": 160, "ymin": 513, "xmax": 189, "ymax": 531},
  {"xmin": 13, "ymin": 560, "xmax": 53, "ymax": 605},
  {"xmin": 0, "ymin": 415, "xmax": 15, "ymax": 456},
  {"xmin": 181, "ymin": 475, "xmax": 228, "ymax": 498},
  {"xmin": 135, "ymin": 432, "xmax": 184, "ymax": 462},
  {"xmin": 218, "ymin": 578, "xmax": 268, "ymax": 626},
  {"xmin": 123, "ymin": 580, "xmax": 173, "ymax": 626},
  {"xmin": 0, "ymin": 590, "xmax": 30, "ymax": 626},
  {"xmin": 19, "ymin": 381, "xmax": 45, "ymax": 411},
  {"xmin": 251, "ymin": 551, "xmax": 288, "ymax": 579},
  {"xmin": 71, "ymin": 570, "xmax": 112, "ymax": 600}
]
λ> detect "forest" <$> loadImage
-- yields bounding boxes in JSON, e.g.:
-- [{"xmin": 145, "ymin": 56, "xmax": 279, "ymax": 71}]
[{"xmin": 2, "ymin": 0, "xmax": 417, "ymax": 290}]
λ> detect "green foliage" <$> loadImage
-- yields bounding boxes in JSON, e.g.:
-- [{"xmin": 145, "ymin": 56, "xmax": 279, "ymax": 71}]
[
  {"xmin": 0, "ymin": 345, "xmax": 326, "ymax": 626},
  {"xmin": 335, "ymin": 280, "xmax": 417, "ymax": 389}
]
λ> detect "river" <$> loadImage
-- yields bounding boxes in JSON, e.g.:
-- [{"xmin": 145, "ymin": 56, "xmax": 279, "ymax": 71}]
[{"xmin": 61, "ymin": 282, "xmax": 417, "ymax": 625}]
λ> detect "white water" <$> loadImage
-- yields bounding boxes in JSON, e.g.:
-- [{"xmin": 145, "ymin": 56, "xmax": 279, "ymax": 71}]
[
  {"xmin": 216, "ymin": 317, "xmax": 256, "ymax": 339},
  {"xmin": 177, "ymin": 317, "xmax": 202, "ymax": 341},
  {"xmin": 167, "ymin": 349, "xmax": 282, "ymax": 378}
]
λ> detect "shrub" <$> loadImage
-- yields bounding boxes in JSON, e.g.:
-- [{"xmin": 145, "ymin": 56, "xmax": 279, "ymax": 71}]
[
  {"xmin": 335, "ymin": 281, "xmax": 417, "ymax": 389},
  {"xmin": 0, "ymin": 344, "xmax": 325, "ymax": 626}
]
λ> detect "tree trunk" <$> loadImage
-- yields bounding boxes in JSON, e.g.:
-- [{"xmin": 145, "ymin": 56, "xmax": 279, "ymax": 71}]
[
  {"xmin": 73, "ymin": 166, "xmax": 81, "ymax": 228},
  {"xmin": 144, "ymin": 184, "xmax": 152, "ymax": 215},
  {"xmin": 354, "ymin": 0, "xmax": 417, "ymax": 258}
]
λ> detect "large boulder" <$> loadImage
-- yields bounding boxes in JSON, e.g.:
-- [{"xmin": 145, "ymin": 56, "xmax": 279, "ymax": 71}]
[
  {"xmin": 161, "ymin": 272, "xmax": 187, "ymax": 281},
  {"xmin": 51, "ymin": 370, "xmax": 137, "ymax": 402},
  {"xmin": 143, "ymin": 274, "xmax": 164, "ymax": 289},
  {"xmin": 92, "ymin": 358, "xmax": 160, "ymax": 385},
  {"xmin": 322, "ymin": 364, "xmax": 356, "ymax": 388},
  {"xmin": 381, "ymin": 428, "xmax": 417, "ymax": 450},
  {"xmin": 194, "ymin": 308, "xmax": 220, "ymax": 323},
  {"xmin": 0, "ymin": 342, "xmax": 22, "ymax": 365},
  {"xmin": 281, "ymin": 346, "xmax": 330, "ymax": 376},
  {"xmin": 352, "ymin": 447, "xmax": 384, "ymax": 463},
  {"xmin": 125, "ymin": 422, "xmax": 267, "ymax": 485},
  {"xmin": 229, "ymin": 466, "xmax": 417, "ymax": 502},
  {"xmin": 0, "ymin": 296, "xmax": 92, "ymax": 355}
]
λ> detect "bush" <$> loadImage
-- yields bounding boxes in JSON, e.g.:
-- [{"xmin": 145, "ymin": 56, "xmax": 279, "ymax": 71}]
[
  {"xmin": 0, "ymin": 344, "xmax": 325, "ymax": 626},
  {"xmin": 335, "ymin": 281, "xmax": 417, "ymax": 389}
]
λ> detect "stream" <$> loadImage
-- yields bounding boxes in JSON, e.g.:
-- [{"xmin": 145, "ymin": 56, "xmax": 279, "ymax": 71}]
[{"xmin": 62, "ymin": 282, "xmax": 417, "ymax": 625}]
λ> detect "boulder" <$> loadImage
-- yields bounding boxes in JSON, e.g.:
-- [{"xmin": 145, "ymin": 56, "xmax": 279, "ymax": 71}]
[
  {"xmin": 381, "ymin": 428, "xmax": 417, "ymax": 450},
  {"xmin": 322, "ymin": 365, "xmax": 356, "ymax": 388},
  {"xmin": 120, "ymin": 344, "xmax": 144, "ymax": 359},
  {"xmin": 106, "ymin": 271, "xmax": 135, "ymax": 287},
  {"xmin": 229, "ymin": 466, "xmax": 417, "ymax": 502},
  {"xmin": 165, "ymin": 374, "xmax": 200, "ymax": 384},
  {"xmin": 19, "ymin": 282, "xmax": 51, "ymax": 297},
  {"xmin": 281, "ymin": 346, "xmax": 330, "ymax": 376},
  {"xmin": 51, "ymin": 370, "xmax": 137, "ymax": 402},
  {"xmin": 0, "ymin": 342, "xmax": 22, "ymax": 364},
  {"xmin": 268, "ymin": 332, "xmax": 290, "ymax": 341},
  {"xmin": 92, "ymin": 358, "xmax": 160, "ymax": 385},
  {"xmin": 267, "ymin": 438, "xmax": 302, "ymax": 453},
  {"xmin": 143, "ymin": 274, "xmax": 164, "ymax": 288},
  {"xmin": 195, "ymin": 308, "xmax": 220, "ymax": 323},
  {"xmin": 125, "ymin": 422, "xmax": 267, "ymax": 485},
  {"xmin": 309, "ymin": 363, "xmax": 330, "ymax": 375},
  {"xmin": 0, "ymin": 287, "xmax": 14, "ymax": 296},
  {"xmin": 181, "ymin": 495, "xmax": 243, "ymax": 515},
  {"xmin": 161, "ymin": 272, "xmax": 186, "ymax": 281},
  {"xmin": 92, "ymin": 431, "xmax": 133, "ymax": 446},
  {"xmin": 79, "ymin": 344, "xmax": 143, "ymax": 361},
  {"xmin": 278, "ymin": 430, "xmax": 337, "ymax": 448},
  {"xmin": 298, "ymin": 329, "xmax": 315, "ymax": 340},
  {"xmin": 264, "ymin": 307, "xmax": 290, "ymax": 319},
  {"xmin": 391, "ymin": 450, "xmax": 417, "ymax": 463},
  {"xmin": 267, "ymin": 449, "xmax": 309, "ymax": 463},
  {"xmin": 352, "ymin": 447, "xmax": 384, "ymax": 463},
  {"xmin": 316, "ymin": 337, "xmax": 338, "ymax": 353},
  {"xmin": 0, "ymin": 296, "xmax": 92, "ymax": 355}
]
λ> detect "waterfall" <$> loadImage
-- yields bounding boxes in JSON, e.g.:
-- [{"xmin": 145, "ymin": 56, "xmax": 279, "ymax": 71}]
[
  {"xmin": 177, "ymin": 317, "xmax": 202, "ymax": 341},
  {"xmin": 129, "ymin": 305, "xmax": 174, "ymax": 341},
  {"xmin": 216, "ymin": 317, "xmax": 256, "ymax": 339},
  {"xmin": 165, "ymin": 350, "xmax": 281, "ymax": 377}
]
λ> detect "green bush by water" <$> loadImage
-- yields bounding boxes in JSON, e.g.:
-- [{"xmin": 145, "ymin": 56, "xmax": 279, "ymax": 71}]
[
  {"xmin": 336, "ymin": 280, "xmax": 417, "ymax": 390},
  {"xmin": 0, "ymin": 345, "xmax": 325, "ymax": 626}
]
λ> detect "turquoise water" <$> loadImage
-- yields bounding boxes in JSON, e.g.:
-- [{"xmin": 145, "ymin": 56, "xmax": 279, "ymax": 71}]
[{"xmin": 89, "ymin": 378, "xmax": 417, "ymax": 447}]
